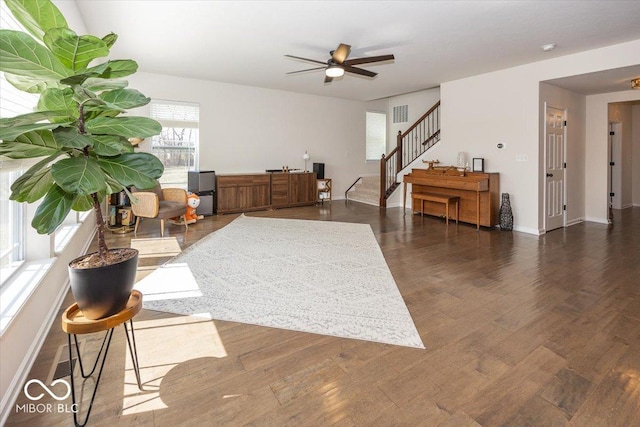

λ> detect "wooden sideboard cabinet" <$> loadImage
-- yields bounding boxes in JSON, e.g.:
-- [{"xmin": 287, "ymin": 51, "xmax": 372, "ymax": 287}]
[
  {"xmin": 216, "ymin": 174, "xmax": 271, "ymax": 214},
  {"xmin": 287, "ymin": 172, "xmax": 317, "ymax": 207},
  {"xmin": 216, "ymin": 172, "xmax": 316, "ymax": 214}
]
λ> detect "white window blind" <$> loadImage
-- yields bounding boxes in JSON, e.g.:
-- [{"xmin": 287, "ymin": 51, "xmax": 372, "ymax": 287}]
[
  {"xmin": 0, "ymin": 0, "xmax": 36, "ymax": 282},
  {"xmin": 149, "ymin": 100, "xmax": 200, "ymax": 188},
  {"xmin": 366, "ymin": 111, "xmax": 387, "ymax": 161}
]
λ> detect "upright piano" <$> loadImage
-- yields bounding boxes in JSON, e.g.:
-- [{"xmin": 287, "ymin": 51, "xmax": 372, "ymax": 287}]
[{"xmin": 403, "ymin": 169, "xmax": 500, "ymax": 228}]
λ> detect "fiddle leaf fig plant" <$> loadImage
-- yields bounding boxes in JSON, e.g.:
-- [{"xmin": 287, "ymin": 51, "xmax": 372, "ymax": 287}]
[{"xmin": 0, "ymin": 0, "xmax": 164, "ymax": 265}]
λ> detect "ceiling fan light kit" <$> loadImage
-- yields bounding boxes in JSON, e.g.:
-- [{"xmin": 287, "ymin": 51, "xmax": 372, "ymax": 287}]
[
  {"xmin": 325, "ymin": 65, "xmax": 344, "ymax": 78},
  {"xmin": 285, "ymin": 43, "xmax": 394, "ymax": 84},
  {"xmin": 632, "ymin": 78, "xmax": 640, "ymax": 89}
]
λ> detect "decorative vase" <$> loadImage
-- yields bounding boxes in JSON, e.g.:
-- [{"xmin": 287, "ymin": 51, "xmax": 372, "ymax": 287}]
[
  {"xmin": 499, "ymin": 193, "xmax": 514, "ymax": 231},
  {"xmin": 68, "ymin": 249, "xmax": 139, "ymax": 320},
  {"xmin": 456, "ymin": 152, "xmax": 467, "ymax": 169}
]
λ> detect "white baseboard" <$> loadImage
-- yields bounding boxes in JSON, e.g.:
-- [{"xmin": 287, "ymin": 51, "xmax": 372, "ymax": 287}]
[
  {"xmin": 584, "ymin": 216, "xmax": 609, "ymax": 225},
  {"xmin": 566, "ymin": 217, "xmax": 585, "ymax": 227},
  {"xmin": 512, "ymin": 225, "xmax": 542, "ymax": 235}
]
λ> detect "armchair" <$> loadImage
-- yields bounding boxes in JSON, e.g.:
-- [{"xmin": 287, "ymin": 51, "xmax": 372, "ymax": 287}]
[{"xmin": 130, "ymin": 182, "xmax": 188, "ymax": 237}]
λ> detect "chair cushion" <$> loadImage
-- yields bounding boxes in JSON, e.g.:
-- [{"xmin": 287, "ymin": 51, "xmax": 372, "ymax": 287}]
[{"xmin": 157, "ymin": 200, "xmax": 185, "ymax": 219}]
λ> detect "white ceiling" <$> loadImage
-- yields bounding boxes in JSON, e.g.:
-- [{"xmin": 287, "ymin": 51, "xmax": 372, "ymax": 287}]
[{"xmin": 75, "ymin": 1, "xmax": 640, "ymax": 101}]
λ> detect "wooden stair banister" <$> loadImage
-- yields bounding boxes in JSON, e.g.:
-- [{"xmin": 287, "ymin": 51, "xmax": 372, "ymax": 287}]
[{"xmin": 380, "ymin": 100, "xmax": 441, "ymax": 207}]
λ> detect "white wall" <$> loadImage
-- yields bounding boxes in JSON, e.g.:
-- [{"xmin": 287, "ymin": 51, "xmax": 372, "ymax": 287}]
[
  {"xmin": 441, "ymin": 39, "xmax": 640, "ymax": 234},
  {"xmin": 386, "ymin": 87, "xmax": 441, "ymax": 152},
  {"xmin": 128, "ymin": 72, "xmax": 377, "ymax": 198},
  {"xmin": 586, "ymin": 92, "xmax": 640, "ymax": 222},
  {"xmin": 539, "ymin": 83, "xmax": 586, "ymax": 226}
]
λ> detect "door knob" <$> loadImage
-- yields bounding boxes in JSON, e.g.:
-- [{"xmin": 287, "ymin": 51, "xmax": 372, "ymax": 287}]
[{"xmin": 546, "ymin": 173, "xmax": 554, "ymax": 177}]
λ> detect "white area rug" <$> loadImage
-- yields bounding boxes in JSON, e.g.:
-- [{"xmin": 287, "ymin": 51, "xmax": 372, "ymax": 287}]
[{"xmin": 134, "ymin": 215, "xmax": 424, "ymax": 348}]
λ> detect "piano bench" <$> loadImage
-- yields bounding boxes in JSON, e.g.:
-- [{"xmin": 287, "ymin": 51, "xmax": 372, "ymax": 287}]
[{"xmin": 412, "ymin": 192, "xmax": 460, "ymax": 225}]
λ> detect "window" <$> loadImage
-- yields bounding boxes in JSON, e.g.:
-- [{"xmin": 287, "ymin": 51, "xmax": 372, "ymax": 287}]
[
  {"xmin": 366, "ymin": 111, "xmax": 387, "ymax": 161},
  {"xmin": 0, "ymin": 168, "xmax": 25, "ymax": 281},
  {"xmin": 1, "ymin": 1, "xmax": 38, "ymax": 284},
  {"xmin": 150, "ymin": 100, "xmax": 199, "ymax": 189}
]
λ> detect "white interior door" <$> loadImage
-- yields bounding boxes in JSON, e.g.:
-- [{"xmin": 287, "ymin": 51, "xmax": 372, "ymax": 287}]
[
  {"xmin": 610, "ymin": 123, "xmax": 623, "ymax": 209},
  {"xmin": 545, "ymin": 106, "xmax": 566, "ymax": 232}
]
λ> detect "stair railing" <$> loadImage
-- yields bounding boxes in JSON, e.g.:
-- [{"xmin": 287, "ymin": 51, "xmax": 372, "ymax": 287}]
[
  {"xmin": 344, "ymin": 176, "xmax": 362, "ymax": 200},
  {"xmin": 380, "ymin": 100, "xmax": 440, "ymax": 207}
]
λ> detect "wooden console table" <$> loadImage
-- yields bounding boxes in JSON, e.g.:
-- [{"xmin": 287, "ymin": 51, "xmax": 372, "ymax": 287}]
[
  {"xmin": 403, "ymin": 169, "xmax": 499, "ymax": 229},
  {"xmin": 216, "ymin": 172, "xmax": 316, "ymax": 214}
]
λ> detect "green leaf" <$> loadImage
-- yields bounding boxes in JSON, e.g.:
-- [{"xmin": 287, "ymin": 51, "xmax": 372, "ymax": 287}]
[
  {"xmin": 102, "ymin": 33, "xmax": 118, "ymax": 49},
  {"xmin": 0, "ymin": 123, "xmax": 59, "ymax": 143},
  {"xmin": 0, "ymin": 111, "xmax": 73, "ymax": 141},
  {"xmin": 86, "ymin": 59, "xmax": 137, "ymax": 79},
  {"xmin": 4, "ymin": 0, "xmax": 68, "ymax": 42},
  {"xmin": 98, "ymin": 153, "xmax": 164, "ymax": 189},
  {"xmin": 9, "ymin": 154, "xmax": 59, "ymax": 202},
  {"xmin": 0, "ymin": 139, "xmax": 58, "ymax": 158},
  {"xmin": 99, "ymin": 88, "xmax": 150, "ymax": 110},
  {"xmin": 72, "ymin": 193, "xmax": 100, "ymax": 211},
  {"xmin": 90, "ymin": 135, "xmax": 133, "ymax": 156},
  {"xmin": 31, "ymin": 184, "xmax": 75, "ymax": 234},
  {"xmin": 51, "ymin": 156, "xmax": 106, "ymax": 195},
  {"xmin": 43, "ymin": 28, "xmax": 110, "ymax": 71},
  {"xmin": 85, "ymin": 116, "xmax": 162, "ymax": 138},
  {"xmin": 0, "ymin": 29, "xmax": 70, "ymax": 80},
  {"xmin": 0, "ymin": 129, "xmax": 62, "ymax": 158},
  {"xmin": 83, "ymin": 78, "xmax": 128, "ymax": 92},
  {"xmin": 81, "ymin": 98, "xmax": 126, "ymax": 113},
  {"xmin": 4, "ymin": 72, "xmax": 58, "ymax": 93},
  {"xmin": 37, "ymin": 88, "xmax": 78, "ymax": 121},
  {"xmin": 1, "ymin": 111, "xmax": 63, "ymax": 127},
  {"xmin": 52, "ymin": 127, "xmax": 93, "ymax": 149}
]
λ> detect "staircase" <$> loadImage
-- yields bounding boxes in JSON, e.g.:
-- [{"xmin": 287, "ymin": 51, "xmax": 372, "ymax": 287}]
[
  {"xmin": 345, "ymin": 176, "xmax": 380, "ymax": 205},
  {"xmin": 380, "ymin": 100, "xmax": 441, "ymax": 207}
]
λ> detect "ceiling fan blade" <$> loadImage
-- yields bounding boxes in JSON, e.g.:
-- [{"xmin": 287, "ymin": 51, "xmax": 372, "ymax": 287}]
[
  {"xmin": 284, "ymin": 55, "xmax": 327, "ymax": 66},
  {"xmin": 324, "ymin": 75, "xmax": 333, "ymax": 84},
  {"xmin": 344, "ymin": 54, "xmax": 395, "ymax": 66},
  {"xmin": 286, "ymin": 67, "xmax": 326, "ymax": 75},
  {"xmin": 343, "ymin": 64, "xmax": 377, "ymax": 78},
  {"xmin": 332, "ymin": 43, "xmax": 351, "ymax": 64}
]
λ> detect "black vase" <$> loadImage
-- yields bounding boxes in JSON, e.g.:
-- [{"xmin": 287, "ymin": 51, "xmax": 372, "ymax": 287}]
[
  {"xmin": 69, "ymin": 249, "xmax": 139, "ymax": 320},
  {"xmin": 499, "ymin": 193, "xmax": 514, "ymax": 231}
]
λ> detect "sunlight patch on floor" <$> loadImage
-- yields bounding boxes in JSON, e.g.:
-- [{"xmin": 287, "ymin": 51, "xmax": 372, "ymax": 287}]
[{"xmin": 121, "ymin": 315, "xmax": 227, "ymax": 415}]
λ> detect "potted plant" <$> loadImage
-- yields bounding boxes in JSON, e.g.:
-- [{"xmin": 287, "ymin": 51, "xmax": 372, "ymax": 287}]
[{"xmin": 0, "ymin": 0, "xmax": 164, "ymax": 319}]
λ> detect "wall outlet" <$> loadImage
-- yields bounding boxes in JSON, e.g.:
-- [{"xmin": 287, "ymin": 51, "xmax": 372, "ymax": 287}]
[{"xmin": 516, "ymin": 155, "xmax": 528, "ymax": 162}]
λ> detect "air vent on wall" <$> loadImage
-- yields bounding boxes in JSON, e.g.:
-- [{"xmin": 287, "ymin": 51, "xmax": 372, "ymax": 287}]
[{"xmin": 393, "ymin": 105, "xmax": 408, "ymax": 123}]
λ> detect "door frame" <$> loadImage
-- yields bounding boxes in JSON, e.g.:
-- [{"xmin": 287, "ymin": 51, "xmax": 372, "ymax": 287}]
[{"xmin": 543, "ymin": 103, "xmax": 567, "ymax": 232}]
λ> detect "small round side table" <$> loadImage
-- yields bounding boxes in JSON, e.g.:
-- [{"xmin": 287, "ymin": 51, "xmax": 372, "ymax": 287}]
[{"xmin": 61, "ymin": 290, "xmax": 143, "ymax": 427}]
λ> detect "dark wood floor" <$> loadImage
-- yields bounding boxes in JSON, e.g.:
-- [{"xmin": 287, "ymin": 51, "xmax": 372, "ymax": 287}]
[{"xmin": 6, "ymin": 203, "xmax": 640, "ymax": 426}]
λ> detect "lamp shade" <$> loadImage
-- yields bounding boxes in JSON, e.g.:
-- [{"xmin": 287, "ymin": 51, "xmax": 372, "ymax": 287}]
[{"xmin": 302, "ymin": 151, "xmax": 310, "ymax": 161}]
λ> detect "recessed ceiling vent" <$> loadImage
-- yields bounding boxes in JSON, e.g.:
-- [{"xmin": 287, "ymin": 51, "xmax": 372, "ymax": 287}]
[{"xmin": 393, "ymin": 105, "xmax": 408, "ymax": 123}]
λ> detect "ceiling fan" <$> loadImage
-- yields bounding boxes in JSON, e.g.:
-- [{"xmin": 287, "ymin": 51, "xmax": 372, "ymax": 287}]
[{"xmin": 285, "ymin": 43, "xmax": 395, "ymax": 83}]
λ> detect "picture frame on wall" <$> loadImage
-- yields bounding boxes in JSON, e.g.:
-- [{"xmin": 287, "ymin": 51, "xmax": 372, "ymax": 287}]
[{"xmin": 472, "ymin": 158, "xmax": 484, "ymax": 172}]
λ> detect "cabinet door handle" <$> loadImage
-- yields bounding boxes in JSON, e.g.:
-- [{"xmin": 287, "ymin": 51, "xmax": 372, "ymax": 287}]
[{"xmin": 546, "ymin": 173, "xmax": 554, "ymax": 177}]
